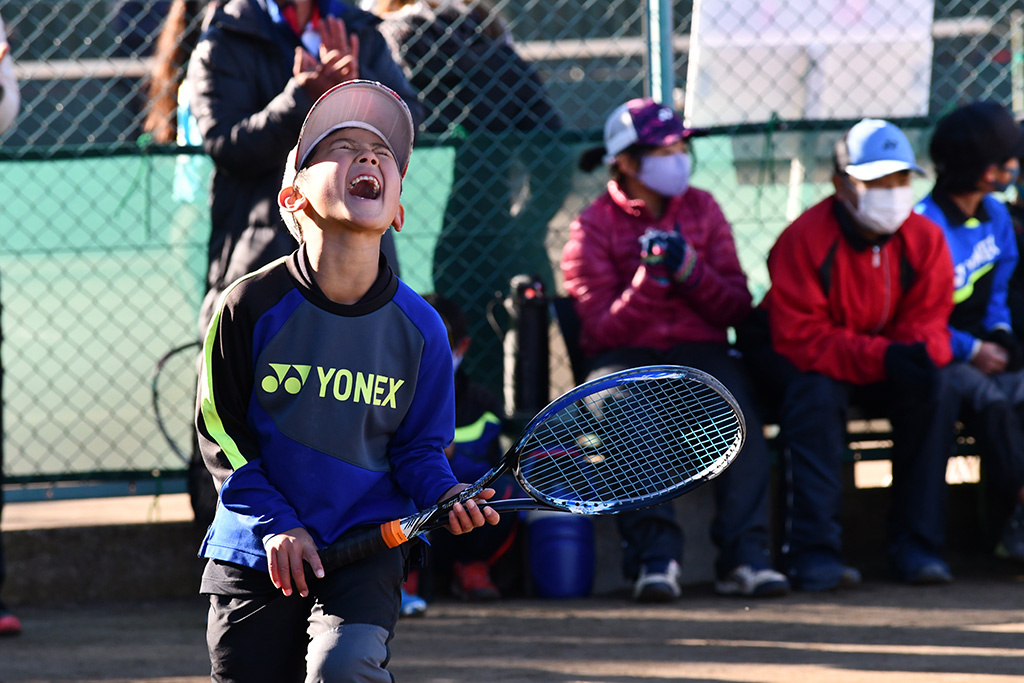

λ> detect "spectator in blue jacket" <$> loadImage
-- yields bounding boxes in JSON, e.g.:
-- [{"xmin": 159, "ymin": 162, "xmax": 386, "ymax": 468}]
[{"xmin": 915, "ymin": 100, "xmax": 1024, "ymax": 563}]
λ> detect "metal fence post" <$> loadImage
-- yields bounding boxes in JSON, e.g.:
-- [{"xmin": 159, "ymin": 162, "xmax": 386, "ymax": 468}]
[{"xmin": 645, "ymin": 0, "xmax": 675, "ymax": 104}]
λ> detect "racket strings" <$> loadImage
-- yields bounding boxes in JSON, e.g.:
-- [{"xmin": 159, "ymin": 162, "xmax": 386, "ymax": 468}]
[{"xmin": 516, "ymin": 374, "xmax": 742, "ymax": 512}]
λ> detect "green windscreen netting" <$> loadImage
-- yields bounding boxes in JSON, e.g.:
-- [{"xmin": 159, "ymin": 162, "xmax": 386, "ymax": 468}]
[{"xmin": 0, "ymin": 0, "xmax": 1020, "ymax": 492}]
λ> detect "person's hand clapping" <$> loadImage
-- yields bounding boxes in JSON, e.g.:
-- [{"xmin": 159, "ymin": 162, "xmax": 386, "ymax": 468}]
[
  {"xmin": 293, "ymin": 17, "xmax": 360, "ymax": 100},
  {"xmin": 318, "ymin": 17, "xmax": 359, "ymax": 84}
]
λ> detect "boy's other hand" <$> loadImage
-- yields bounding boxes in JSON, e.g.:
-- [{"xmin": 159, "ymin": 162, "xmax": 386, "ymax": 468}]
[
  {"xmin": 265, "ymin": 527, "xmax": 325, "ymax": 598},
  {"xmin": 439, "ymin": 484, "xmax": 500, "ymax": 534}
]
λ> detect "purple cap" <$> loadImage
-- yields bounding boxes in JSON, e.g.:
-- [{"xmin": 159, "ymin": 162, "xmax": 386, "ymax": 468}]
[{"xmin": 602, "ymin": 98, "xmax": 704, "ymax": 163}]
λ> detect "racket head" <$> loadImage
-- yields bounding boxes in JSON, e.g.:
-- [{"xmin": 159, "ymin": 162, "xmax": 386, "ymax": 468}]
[{"xmin": 508, "ymin": 365, "xmax": 745, "ymax": 515}]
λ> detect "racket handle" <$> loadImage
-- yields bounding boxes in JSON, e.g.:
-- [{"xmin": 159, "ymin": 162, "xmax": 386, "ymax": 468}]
[
  {"xmin": 319, "ymin": 521, "xmax": 406, "ymax": 572},
  {"xmin": 480, "ymin": 498, "xmax": 553, "ymax": 514}
]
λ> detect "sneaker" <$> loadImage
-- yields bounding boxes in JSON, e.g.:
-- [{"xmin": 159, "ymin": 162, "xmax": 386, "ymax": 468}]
[
  {"xmin": 890, "ymin": 542, "xmax": 952, "ymax": 586},
  {"xmin": 399, "ymin": 588, "xmax": 427, "ymax": 617},
  {"xmin": 715, "ymin": 564, "xmax": 790, "ymax": 597},
  {"xmin": 633, "ymin": 559, "xmax": 682, "ymax": 603},
  {"xmin": 788, "ymin": 552, "xmax": 862, "ymax": 592},
  {"xmin": 996, "ymin": 505, "xmax": 1024, "ymax": 562},
  {"xmin": 0, "ymin": 603, "xmax": 21, "ymax": 636},
  {"xmin": 452, "ymin": 561, "xmax": 500, "ymax": 601}
]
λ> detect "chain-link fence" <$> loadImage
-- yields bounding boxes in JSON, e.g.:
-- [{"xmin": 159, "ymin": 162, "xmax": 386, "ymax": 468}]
[{"xmin": 0, "ymin": 0, "xmax": 1020, "ymax": 497}]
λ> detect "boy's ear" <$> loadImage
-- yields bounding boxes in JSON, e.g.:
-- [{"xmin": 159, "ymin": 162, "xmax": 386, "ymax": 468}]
[
  {"xmin": 278, "ymin": 184, "xmax": 307, "ymax": 215},
  {"xmin": 391, "ymin": 203, "xmax": 405, "ymax": 233}
]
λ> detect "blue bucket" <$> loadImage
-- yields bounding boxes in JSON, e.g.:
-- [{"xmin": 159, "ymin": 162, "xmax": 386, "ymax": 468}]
[{"xmin": 527, "ymin": 511, "xmax": 595, "ymax": 598}]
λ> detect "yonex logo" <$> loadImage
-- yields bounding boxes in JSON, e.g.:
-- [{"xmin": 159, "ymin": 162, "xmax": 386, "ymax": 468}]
[
  {"xmin": 261, "ymin": 363, "xmax": 404, "ymax": 409},
  {"xmin": 262, "ymin": 364, "xmax": 311, "ymax": 394}
]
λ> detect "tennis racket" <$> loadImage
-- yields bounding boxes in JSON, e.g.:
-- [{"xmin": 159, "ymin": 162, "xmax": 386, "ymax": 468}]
[
  {"xmin": 151, "ymin": 340, "xmax": 202, "ymax": 465},
  {"xmin": 319, "ymin": 364, "xmax": 745, "ymax": 572}
]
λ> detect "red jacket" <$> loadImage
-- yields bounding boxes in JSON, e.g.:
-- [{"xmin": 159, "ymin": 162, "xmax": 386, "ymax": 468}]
[
  {"xmin": 762, "ymin": 197, "xmax": 954, "ymax": 384},
  {"xmin": 561, "ymin": 181, "xmax": 753, "ymax": 358}
]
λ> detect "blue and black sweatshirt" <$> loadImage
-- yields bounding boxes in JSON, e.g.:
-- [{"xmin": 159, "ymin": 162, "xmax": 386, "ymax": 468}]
[
  {"xmin": 915, "ymin": 191, "xmax": 1019, "ymax": 361},
  {"xmin": 196, "ymin": 244, "xmax": 459, "ymax": 572}
]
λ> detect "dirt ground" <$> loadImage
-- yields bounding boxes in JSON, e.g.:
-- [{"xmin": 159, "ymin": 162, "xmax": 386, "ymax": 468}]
[{"xmin": 2, "ymin": 564, "xmax": 1024, "ymax": 683}]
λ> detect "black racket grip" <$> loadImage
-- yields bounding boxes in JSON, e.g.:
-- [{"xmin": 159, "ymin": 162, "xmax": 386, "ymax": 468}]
[{"xmin": 319, "ymin": 523, "xmax": 393, "ymax": 573}]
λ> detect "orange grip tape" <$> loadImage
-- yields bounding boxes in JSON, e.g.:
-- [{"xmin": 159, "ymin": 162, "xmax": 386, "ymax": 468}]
[{"xmin": 381, "ymin": 520, "xmax": 408, "ymax": 548}]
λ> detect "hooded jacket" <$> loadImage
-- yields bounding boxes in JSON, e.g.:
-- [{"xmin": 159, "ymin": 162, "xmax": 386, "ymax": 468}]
[{"xmin": 561, "ymin": 180, "xmax": 753, "ymax": 358}]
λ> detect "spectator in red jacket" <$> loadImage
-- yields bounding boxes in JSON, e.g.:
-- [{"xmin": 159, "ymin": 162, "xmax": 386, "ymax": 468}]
[
  {"xmin": 746, "ymin": 119, "xmax": 959, "ymax": 590},
  {"xmin": 561, "ymin": 98, "xmax": 788, "ymax": 602}
]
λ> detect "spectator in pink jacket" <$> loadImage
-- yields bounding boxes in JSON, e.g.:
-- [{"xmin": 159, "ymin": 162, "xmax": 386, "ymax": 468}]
[{"xmin": 561, "ymin": 98, "xmax": 786, "ymax": 602}]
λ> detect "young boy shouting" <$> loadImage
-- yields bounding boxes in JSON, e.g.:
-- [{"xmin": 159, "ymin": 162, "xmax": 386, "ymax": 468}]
[{"xmin": 195, "ymin": 80, "xmax": 499, "ymax": 682}]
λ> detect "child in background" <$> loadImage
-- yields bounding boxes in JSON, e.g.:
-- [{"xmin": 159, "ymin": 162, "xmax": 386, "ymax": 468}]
[{"xmin": 400, "ymin": 293, "xmax": 521, "ymax": 616}]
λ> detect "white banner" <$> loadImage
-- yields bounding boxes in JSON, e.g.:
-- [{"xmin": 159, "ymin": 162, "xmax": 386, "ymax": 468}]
[{"xmin": 684, "ymin": 0, "xmax": 935, "ymax": 126}]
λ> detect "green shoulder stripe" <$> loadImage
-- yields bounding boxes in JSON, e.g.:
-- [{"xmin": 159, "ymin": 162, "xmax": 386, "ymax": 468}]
[{"xmin": 199, "ymin": 258, "xmax": 288, "ymax": 471}]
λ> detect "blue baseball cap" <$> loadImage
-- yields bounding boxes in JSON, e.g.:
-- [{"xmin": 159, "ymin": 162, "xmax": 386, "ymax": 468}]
[{"xmin": 836, "ymin": 119, "xmax": 924, "ymax": 181}]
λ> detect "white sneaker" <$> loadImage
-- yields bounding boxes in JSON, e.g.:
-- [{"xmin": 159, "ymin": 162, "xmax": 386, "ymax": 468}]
[
  {"xmin": 714, "ymin": 564, "xmax": 790, "ymax": 597},
  {"xmin": 633, "ymin": 559, "xmax": 682, "ymax": 602}
]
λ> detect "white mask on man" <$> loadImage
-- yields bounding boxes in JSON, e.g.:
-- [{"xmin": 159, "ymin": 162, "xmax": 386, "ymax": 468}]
[{"xmin": 846, "ymin": 185, "xmax": 916, "ymax": 235}]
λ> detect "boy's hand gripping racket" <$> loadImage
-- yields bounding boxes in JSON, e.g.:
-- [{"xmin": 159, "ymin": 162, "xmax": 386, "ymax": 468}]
[{"xmin": 319, "ymin": 365, "xmax": 745, "ymax": 571}]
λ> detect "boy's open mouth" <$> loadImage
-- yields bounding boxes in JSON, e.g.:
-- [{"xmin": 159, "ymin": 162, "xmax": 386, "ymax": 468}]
[{"xmin": 348, "ymin": 174, "xmax": 381, "ymax": 200}]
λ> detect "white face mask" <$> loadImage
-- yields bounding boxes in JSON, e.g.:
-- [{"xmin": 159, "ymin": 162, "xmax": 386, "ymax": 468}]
[
  {"xmin": 846, "ymin": 185, "xmax": 916, "ymax": 235},
  {"xmin": 637, "ymin": 152, "xmax": 691, "ymax": 197}
]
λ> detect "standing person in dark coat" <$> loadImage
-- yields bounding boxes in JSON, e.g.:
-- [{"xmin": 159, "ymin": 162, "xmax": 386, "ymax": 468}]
[
  {"xmin": 187, "ymin": 0, "xmax": 422, "ymax": 336},
  {"xmin": 372, "ymin": 0, "xmax": 571, "ymax": 397},
  {"xmin": 184, "ymin": 0, "xmax": 422, "ymax": 526}
]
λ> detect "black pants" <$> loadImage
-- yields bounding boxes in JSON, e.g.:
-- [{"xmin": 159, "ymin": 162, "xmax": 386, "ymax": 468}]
[
  {"xmin": 203, "ymin": 546, "xmax": 405, "ymax": 683},
  {"xmin": 778, "ymin": 370, "xmax": 959, "ymax": 563}
]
